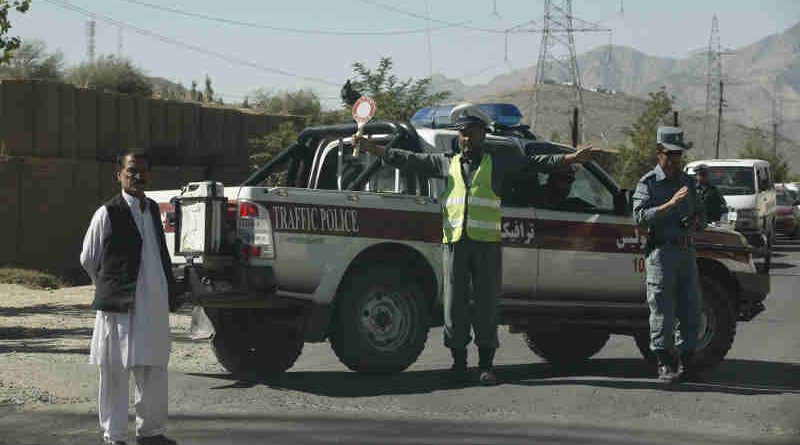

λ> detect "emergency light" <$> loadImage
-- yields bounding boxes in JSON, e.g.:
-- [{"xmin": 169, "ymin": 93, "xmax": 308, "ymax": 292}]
[{"xmin": 410, "ymin": 103, "xmax": 523, "ymax": 129}]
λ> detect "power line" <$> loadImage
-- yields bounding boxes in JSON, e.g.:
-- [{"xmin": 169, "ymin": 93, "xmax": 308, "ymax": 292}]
[
  {"xmin": 352, "ymin": 0, "xmax": 504, "ymax": 33},
  {"xmin": 114, "ymin": 0, "xmax": 469, "ymax": 36},
  {"xmin": 42, "ymin": 0, "xmax": 340, "ymax": 87}
]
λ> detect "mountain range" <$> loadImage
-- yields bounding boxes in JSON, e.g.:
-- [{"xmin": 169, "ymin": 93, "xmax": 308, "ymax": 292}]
[{"xmin": 431, "ymin": 22, "xmax": 800, "ymax": 171}]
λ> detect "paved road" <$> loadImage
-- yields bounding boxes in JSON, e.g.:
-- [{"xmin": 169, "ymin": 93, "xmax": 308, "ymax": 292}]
[{"xmin": 1, "ymin": 236, "xmax": 799, "ymax": 444}]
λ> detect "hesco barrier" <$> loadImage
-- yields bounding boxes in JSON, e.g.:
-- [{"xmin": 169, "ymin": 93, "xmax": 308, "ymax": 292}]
[
  {"xmin": 0, "ymin": 157, "xmax": 214, "ymax": 277},
  {"xmin": 0, "ymin": 156, "xmax": 22, "ymax": 266},
  {"xmin": 0, "ymin": 79, "xmax": 306, "ymax": 164}
]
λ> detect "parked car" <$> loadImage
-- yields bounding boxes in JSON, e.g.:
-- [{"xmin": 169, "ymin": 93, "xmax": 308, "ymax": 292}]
[
  {"xmin": 685, "ymin": 159, "xmax": 777, "ymax": 269},
  {"xmin": 775, "ymin": 184, "xmax": 800, "ymax": 238}
]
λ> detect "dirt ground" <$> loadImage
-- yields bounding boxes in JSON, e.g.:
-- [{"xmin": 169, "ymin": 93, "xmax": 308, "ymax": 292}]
[{"xmin": 0, "ymin": 283, "xmax": 222, "ymax": 409}]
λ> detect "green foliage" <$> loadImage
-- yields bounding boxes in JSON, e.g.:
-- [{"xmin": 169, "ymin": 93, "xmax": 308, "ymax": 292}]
[
  {"xmin": 66, "ymin": 55, "xmax": 153, "ymax": 96},
  {"xmin": 739, "ymin": 130, "xmax": 791, "ymax": 183},
  {"xmin": 249, "ymin": 122, "xmax": 298, "ymax": 184},
  {"xmin": 252, "ymin": 88, "xmax": 322, "ymax": 122},
  {"xmin": 0, "ymin": 0, "xmax": 30, "ymax": 64},
  {"xmin": 0, "ymin": 39, "xmax": 64, "ymax": 79},
  {"xmin": 0, "ymin": 267, "xmax": 68, "ymax": 289},
  {"xmin": 349, "ymin": 57, "xmax": 450, "ymax": 121},
  {"xmin": 203, "ymin": 74, "xmax": 214, "ymax": 103},
  {"xmin": 613, "ymin": 88, "xmax": 676, "ymax": 188}
]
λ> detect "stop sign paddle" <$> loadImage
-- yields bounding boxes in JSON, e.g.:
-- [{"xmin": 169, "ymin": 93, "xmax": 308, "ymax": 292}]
[{"xmin": 352, "ymin": 96, "xmax": 376, "ymax": 156}]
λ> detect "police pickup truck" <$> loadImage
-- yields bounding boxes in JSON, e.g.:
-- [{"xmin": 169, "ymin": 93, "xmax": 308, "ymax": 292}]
[{"xmin": 149, "ymin": 107, "xmax": 769, "ymax": 377}]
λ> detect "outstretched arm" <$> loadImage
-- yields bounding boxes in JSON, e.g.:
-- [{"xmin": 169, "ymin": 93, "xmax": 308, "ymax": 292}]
[{"xmin": 355, "ymin": 135, "xmax": 448, "ymax": 178}]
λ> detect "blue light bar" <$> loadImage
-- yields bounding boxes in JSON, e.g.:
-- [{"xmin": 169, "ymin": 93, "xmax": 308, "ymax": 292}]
[{"xmin": 410, "ymin": 103, "xmax": 523, "ymax": 129}]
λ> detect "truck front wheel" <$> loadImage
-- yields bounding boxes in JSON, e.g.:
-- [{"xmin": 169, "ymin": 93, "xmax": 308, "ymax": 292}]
[
  {"xmin": 633, "ymin": 274, "xmax": 736, "ymax": 371},
  {"xmin": 330, "ymin": 265, "xmax": 431, "ymax": 374},
  {"xmin": 209, "ymin": 308, "xmax": 304, "ymax": 378}
]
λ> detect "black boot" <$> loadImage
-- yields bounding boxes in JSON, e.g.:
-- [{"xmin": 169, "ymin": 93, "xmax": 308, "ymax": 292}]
[
  {"xmin": 654, "ymin": 350, "xmax": 678, "ymax": 385},
  {"xmin": 478, "ymin": 347, "xmax": 497, "ymax": 386},
  {"xmin": 678, "ymin": 350, "xmax": 703, "ymax": 382},
  {"xmin": 449, "ymin": 348, "xmax": 468, "ymax": 381}
]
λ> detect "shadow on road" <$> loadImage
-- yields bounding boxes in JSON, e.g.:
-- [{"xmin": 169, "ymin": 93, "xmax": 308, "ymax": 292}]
[
  {"xmin": 188, "ymin": 357, "xmax": 800, "ymax": 397},
  {"xmin": 1, "ymin": 409, "xmax": 779, "ymax": 445}
]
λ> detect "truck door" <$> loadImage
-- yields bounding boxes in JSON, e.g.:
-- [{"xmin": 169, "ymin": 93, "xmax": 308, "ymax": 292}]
[{"xmin": 533, "ymin": 164, "xmax": 645, "ymax": 302}]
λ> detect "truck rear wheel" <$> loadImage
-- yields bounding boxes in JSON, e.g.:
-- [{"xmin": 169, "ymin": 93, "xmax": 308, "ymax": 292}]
[
  {"xmin": 524, "ymin": 327, "xmax": 609, "ymax": 368},
  {"xmin": 633, "ymin": 274, "xmax": 736, "ymax": 371},
  {"xmin": 330, "ymin": 265, "xmax": 430, "ymax": 374},
  {"xmin": 210, "ymin": 308, "xmax": 304, "ymax": 378}
]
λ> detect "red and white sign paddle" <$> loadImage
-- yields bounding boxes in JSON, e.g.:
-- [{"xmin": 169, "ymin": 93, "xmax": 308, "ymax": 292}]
[{"xmin": 352, "ymin": 96, "xmax": 376, "ymax": 156}]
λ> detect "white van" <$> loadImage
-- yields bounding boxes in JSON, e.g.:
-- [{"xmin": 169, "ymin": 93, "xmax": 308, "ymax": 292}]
[{"xmin": 685, "ymin": 159, "xmax": 776, "ymax": 267}]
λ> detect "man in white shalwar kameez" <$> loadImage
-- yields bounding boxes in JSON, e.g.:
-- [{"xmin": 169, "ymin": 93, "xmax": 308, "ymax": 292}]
[{"xmin": 81, "ymin": 150, "xmax": 180, "ymax": 445}]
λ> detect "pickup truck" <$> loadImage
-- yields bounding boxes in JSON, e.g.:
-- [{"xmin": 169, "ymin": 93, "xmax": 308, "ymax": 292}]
[{"xmin": 149, "ymin": 120, "xmax": 770, "ymax": 377}]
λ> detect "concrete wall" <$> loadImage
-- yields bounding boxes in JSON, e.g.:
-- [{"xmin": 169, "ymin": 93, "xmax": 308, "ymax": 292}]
[{"xmin": 0, "ymin": 80, "xmax": 307, "ymax": 278}]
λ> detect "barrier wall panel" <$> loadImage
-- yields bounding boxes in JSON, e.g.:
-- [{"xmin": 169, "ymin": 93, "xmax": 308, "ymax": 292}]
[
  {"xmin": 0, "ymin": 157, "xmax": 21, "ymax": 265},
  {"xmin": 180, "ymin": 102, "xmax": 200, "ymax": 162},
  {"xmin": 149, "ymin": 100, "xmax": 173, "ymax": 162},
  {"xmin": 75, "ymin": 89, "xmax": 98, "ymax": 160},
  {"xmin": 165, "ymin": 100, "xmax": 182, "ymax": 161},
  {"xmin": 118, "ymin": 95, "xmax": 137, "ymax": 150},
  {"xmin": 96, "ymin": 93, "xmax": 120, "ymax": 161},
  {"xmin": 98, "ymin": 162, "xmax": 119, "ymax": 203},
  {"xmin": 59, "ymin": 84, "xmax": 77, "ymax": 159},
  {"xmin": 135, "ymin": 97, "xmax": 151, "ymax": 149},
  {"xmin": 0, "ymin": 80, "xmax": 34, "ymax": 156},
  {"xmin": 17, "ymin": 158, "xmax": 76, "ymax": 274},
  {"xmin": 149, "ymin": 166, "xmax": 182, "ymax": 190},
  {"xmin": 200, "ymin": 107, "xmax": 223, "ymax": 161},
  {"xmin": 32, "ymin": 81, "xmax": 61, "ymax": 158},
  {"xmin": 223, "ymin": 109, "xmax": 242, "ymax": 165}
]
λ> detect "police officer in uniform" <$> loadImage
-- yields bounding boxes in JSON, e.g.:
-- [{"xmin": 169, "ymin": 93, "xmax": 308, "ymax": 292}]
[
  {"xmin": 356, "ymin": 104, "xmax": 597, "ymax": 385},
  {"xmin": 695, "ymin": 164, "xmax": 727, "ymax": 222},
  {"xmin": 633, "ymin": 127, "xmax": 704, "ymax": 384}
]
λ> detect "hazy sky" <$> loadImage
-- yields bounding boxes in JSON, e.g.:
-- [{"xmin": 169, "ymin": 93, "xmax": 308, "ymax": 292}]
[{"xmin": 12, "ymin": 0, "xmax": 800, "ymax": 107}]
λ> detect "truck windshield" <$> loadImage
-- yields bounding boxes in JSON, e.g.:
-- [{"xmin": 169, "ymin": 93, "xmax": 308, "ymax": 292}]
[{"xmin": 707, "ymin": 167, "xmax": 755, "ymax": 196}]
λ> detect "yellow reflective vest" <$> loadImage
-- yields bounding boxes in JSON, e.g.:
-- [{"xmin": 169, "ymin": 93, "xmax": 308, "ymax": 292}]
[{"xmin": 442, "ymin": 153, "xmax": 501, "ymax": 243}]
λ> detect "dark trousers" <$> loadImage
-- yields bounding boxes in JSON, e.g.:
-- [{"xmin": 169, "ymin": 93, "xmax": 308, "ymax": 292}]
[{"xmin": 442, "ymin": 237, "xmax": 501, "ymax": 350}]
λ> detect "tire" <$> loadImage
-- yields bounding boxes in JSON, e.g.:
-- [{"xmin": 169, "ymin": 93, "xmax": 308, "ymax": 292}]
[
  {"xmin": 524, "ymin": 327, "xmax": 610, "ymax": 368},
  {"xmin": 633, "ymin": 274, "xmax": 736, "ymax": 372},
  {"xmin": 330, "ymin": 265, "xmax": 430, "ymax": 374},
  {"xmin": 210, "ymin": 308, "xmax": 304, "ymax": 378}
]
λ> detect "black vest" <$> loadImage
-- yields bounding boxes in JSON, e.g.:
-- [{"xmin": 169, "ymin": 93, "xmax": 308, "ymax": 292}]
[{"xmin": 91, "ymin": 194, "xmax": 178, "ymax": 313}]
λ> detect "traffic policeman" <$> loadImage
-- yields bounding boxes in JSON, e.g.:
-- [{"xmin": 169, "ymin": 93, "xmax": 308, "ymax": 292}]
[
  {"xmin": 633, "ymin": 127, "xmax": 704, "ymax": 384},
  {"xmin": 695, "ymin": 164, "xmax": 727, "ymax": 222},
  {"xmin": 355, "ymin": 103, "xmax": 597, "ymax": 385}
]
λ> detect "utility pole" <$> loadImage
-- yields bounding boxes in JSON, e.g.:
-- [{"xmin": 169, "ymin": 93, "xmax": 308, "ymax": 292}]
[
  {"xmin": 704, "ymin": 15, "xmax": 734, "ymax": 156},
  {"xmin": 715, "ymin": 80, "xmax": 724, "ymax": 158},
  {"xmin": 772, "ymin": 80, "xmax": 782, "ymax": 156},
  {"xmin": 86, "ymin": 19, "xmax": 96, "ymax": 62},
  {"xmin": 512, "ymin": 0, "xmax": 610, "ymax": 142}
]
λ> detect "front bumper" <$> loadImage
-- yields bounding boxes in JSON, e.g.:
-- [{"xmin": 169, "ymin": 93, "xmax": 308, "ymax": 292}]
[{"xmin": 734, "ymin": 271, "xmax": 770, "ymax": 321}]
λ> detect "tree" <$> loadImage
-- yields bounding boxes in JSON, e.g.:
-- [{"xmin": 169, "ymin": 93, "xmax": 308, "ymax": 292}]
[
  {"xmin": 348, "ymin": 57, "xmax": 450, "ymax": 121},
  {"xmin": 249, "ymin": 122, "xmax": 298, "ymax": 185},
  {"xmin": 66, "ymin": 55, "xmax": 153, "ymax": 95},
  {"xmin": 203, "ymin": 74, "xmax": 214, "ymax": 103},
  {"xmin": 252, "ymin": 88, "xmax": 322, "ymax": 122},
  {"xmin": 739, "ymin": 130, "xmax": 791, "ymax": 183},
  {"xmin": 0, "ymin": 39, "xmax": 64, "ymax": 79},
  {"xmin": 0, "ymin": 0, "xmax": 30, "ymax": 64},
  {"xmin": 190, "ymin": 80, "xmax": 198, "ymax": 101},
  {"xmin": 613, "ymin": 88, "xmax": 676, "ymax": 188}
]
